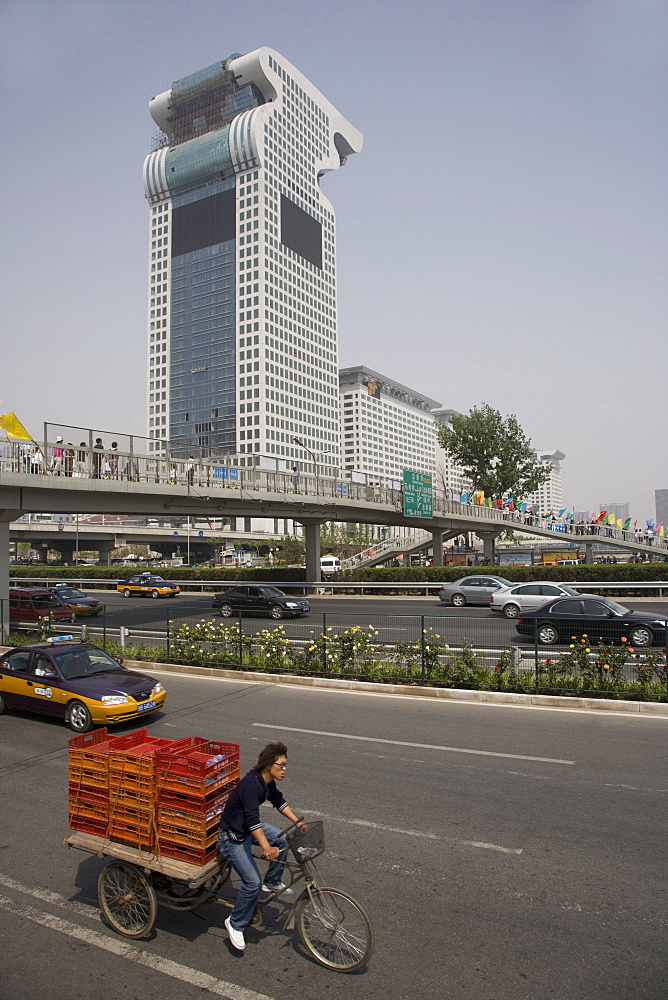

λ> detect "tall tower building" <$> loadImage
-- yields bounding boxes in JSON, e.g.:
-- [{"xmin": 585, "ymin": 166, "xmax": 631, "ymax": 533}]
[
  {"xmin": 143, "ymin": 49, "xmax": 362, "ymax": 465},
  {"xmin": 524, "ymin": 449, "xmax": 565, "ymax": 513}
]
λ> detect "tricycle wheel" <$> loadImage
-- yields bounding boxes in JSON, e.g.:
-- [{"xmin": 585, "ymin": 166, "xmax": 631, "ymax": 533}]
[
  {"xmin": 250, "ymin": 905, "xmax": 263, "ymax": 927},
  {"xmin": 98, "ymin": 860, "xmax": 157, "ymax": 938},
  {"xmin": 155, "ymin": 862, "xmax": 231, "ymax": 910}
]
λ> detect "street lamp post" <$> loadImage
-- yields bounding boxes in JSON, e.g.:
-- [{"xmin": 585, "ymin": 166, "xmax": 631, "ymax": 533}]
[{"xmin": 292, "ymin": 437, "xmax": 336, "ymax": 495}]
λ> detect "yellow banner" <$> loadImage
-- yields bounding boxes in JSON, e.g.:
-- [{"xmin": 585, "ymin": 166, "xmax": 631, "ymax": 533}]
[{"xmin": 0, "ymin": 412, "xmax": 35, "ymax": 441}]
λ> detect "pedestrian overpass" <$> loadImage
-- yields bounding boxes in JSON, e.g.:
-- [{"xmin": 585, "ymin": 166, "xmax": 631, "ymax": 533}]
[{"xmin": 1, "ymin": 444, "xmax": 665, "ymax": 610}]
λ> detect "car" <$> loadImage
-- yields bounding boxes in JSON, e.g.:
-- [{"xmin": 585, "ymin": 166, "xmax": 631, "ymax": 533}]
[
  {"xmin": 51, "ymin": 584, "xmax": 104, "ymax": 617},
  {"xmin": 117, "ymin": 574, "xmax": 180, "ymax": 599},
  {"xmin": 212, "ymin": 585, "xmax": 310, "ymax": 620},
  {"xmin": 490, "ymin": 582, "xmax": 593, "ymax": 619},
  {"xmin": 557, "ymin": 559, "xmax": 580, "ymax": 566},
  {"xmin": 9, "ymin": 588, "xmax": 74, "ymax": 625},
  {"xmin": 515, "ymin": 597, "xmax": 668, "ymax": 647},
  {"xmin": 437, "ymin": 576, "xmax": 513, "ymax": 607},
  {"xmin": 0, "ymin": 637, "xmax": 166, "ymax": 733}
]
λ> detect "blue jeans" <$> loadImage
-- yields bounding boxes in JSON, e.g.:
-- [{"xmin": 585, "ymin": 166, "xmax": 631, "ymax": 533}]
[{"xmin": 219, "ymin": 823, "xmax": 288, "ymax": 929}]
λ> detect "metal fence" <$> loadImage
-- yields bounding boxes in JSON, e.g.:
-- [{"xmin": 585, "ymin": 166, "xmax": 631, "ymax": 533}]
[{"xmin": 2, "ymin": 603, "xmax": 666, "ymax": 701}]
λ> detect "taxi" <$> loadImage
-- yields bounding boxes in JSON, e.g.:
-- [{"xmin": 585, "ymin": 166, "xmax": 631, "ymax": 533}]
[
  {"xmin": 116, "ymin": 573, "xmax": 180, "ymax": 599},
  {"xmin": 51, "ymin": 584, "xmax": 104, "ymax": 617},
  {"xmin": 0, "ymin": 637, "xmax": 166, "ymax": 733}
]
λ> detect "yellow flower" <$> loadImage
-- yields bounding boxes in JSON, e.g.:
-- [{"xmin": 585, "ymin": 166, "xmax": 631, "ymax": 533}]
[
  {"xmin": 603, "ymin": 664, "xmax": 610, "ymax": 670},
  {"xmin": 569, "ymin": 644, "xmax": 575, "ymax": 649},
  {"xmin": 621, "ymin": 637, "xmax": 627, "ymax": 642},
  {"xmin": 585, "ymin": 648, "xmax": 590, "ymax": 653}
]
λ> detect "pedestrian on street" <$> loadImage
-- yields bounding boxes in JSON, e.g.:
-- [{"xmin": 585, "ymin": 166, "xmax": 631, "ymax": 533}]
[
  {"xmin": 93, "ymin": 437, "xmax": 104, "ymax": 478},
  {"xmin": 185, "ymin": 456, "xmax": 195, "ymax": 486},
  {"xmin": 218, "ymin": 741, "xmax": 307, "ymax": 953}
]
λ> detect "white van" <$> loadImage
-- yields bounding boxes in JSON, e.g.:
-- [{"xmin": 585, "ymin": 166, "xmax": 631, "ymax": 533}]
[
  {"xmin": 320, "ymin": 555, "xmax": 341, "ymax": 575},
  {"xmin": 557, "ymin": 559, "xmax": 580, "ymax": 566}
]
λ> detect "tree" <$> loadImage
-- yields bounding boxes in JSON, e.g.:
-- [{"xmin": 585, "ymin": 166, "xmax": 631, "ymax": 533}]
[{"xmin": 437, "ymin": 403, "xmax": 551, "ymax": 499}]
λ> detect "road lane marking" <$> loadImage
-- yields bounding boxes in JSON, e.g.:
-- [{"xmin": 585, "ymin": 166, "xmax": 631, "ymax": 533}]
[
  {"xmin": 0, "ymin": 893, "xmax": 276, "ymax": 1000},
  {"xmin": 252, "ymin": 723, "xmax": 575, "ymax": 764},
  {"xmin": 303, "ymin": 810, "xmax": 523, "ymax": 855}
]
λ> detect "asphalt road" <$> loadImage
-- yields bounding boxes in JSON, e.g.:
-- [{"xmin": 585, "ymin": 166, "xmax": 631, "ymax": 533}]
[
  {"xmin": 0, "ymin": 675, "xmax": 666, "ymax": 999},
  {"xmin": 72, "ymin": 591, "xmax": 668, "ymax": 651}
]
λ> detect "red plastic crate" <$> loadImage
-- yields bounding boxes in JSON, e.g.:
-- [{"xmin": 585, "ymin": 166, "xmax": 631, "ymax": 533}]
[
  {"xmin": 68, "ymin": 783, "xmax": 109, "ymax": 807},
  {"xmin": 156, "ymin": 740, "xmax": 239, "ymax": 778},
  {"xmin": 157, "ymin": 839, "xmax": 218, "ymax": 866},
  {"xmin": 68, "ymin": 765, "xmax": 108, "ymax": 790},
  {"xmin": 69, "ymin": 814, "xmax": 108, "ymax": 837},
  {"xmin": 157, "ymin": 763, "xmax": 240, "ymax": 797}
]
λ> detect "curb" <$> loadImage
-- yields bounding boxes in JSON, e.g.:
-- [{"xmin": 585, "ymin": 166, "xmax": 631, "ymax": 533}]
[{"xmin": 121, "ymin": 658, "xmax": 668, "ymax": 718}]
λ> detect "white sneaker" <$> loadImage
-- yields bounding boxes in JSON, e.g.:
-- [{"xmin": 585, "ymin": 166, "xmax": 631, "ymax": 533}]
[
  {"xmin": 224, "ymin": 916, "xmax": 245, "ymax": 951},
  {"xmin": 261, "ymin": 882, "xmax": 294, "ymax": 894}
]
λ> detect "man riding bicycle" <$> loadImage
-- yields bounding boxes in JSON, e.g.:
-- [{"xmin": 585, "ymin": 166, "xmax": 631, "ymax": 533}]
[{"xmin": 218, "ymin": 741, "xmax": 307, "ymax": 952}]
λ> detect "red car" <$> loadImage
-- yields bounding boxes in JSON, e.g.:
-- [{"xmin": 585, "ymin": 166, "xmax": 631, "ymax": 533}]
[{"xmin": 9, "ymin": 588, "xmax": 74, "ymax": 625}]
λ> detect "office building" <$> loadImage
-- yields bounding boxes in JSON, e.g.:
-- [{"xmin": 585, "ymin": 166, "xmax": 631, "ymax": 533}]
[
  {"xmin": 339, "ymin": 367, "xmax": 440, "ymax": 482},
  {"xmin": 143, "ymin": 48, "xmax": 362, "ymax": 466},
  {"xmin": 655, "ymin": 490, "xmax": 668, "ymax": 526},
  {"xmin": 524, "ymin": 449, "xmax": 565, "ymax": 513},
  {"xmin": 599, "ymin": 502, "xmax": 630, "ymax": 523}
]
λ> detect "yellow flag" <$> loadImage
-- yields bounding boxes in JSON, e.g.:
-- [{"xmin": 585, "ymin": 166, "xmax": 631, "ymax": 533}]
[
  {"xmin": 660, "ymin": 526, "xmax": 665, "ymax": 538},
  {"xmin": 0, "ymin": 412, "xmax": 35, "ymax": 441},
  {"xmin": 616, "ymin": 518, "xmax": 623, "ymax": 529}
]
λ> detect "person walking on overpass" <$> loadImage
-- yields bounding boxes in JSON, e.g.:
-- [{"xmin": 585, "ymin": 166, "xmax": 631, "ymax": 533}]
[{"xmin": 218, "ymin": 741, "xmax": 307, "ymax": 952}]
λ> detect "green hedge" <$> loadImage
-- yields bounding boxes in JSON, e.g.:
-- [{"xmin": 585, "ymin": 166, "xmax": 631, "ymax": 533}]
[
  {"xmin": 339, "ymin": 563, "xmax": 668, "ymax": 584},
  {"xmin": 9, "ymin": 565, "xmax": 306, "ymax": 585}
]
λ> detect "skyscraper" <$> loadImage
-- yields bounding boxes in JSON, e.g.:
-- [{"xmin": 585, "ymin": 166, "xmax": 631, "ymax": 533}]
[{"xmin": 143, "ymin": 48, "xmax": 362, "ymax": 466}]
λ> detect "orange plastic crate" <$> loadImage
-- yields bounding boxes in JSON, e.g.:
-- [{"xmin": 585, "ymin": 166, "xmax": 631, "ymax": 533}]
[
  {"xmin": 68, "ymin": 765, "xmax": 108, "ymax": 790},
  {"xmin": 157, "ymin": 839, "xmax": 218, "ymax": 866},
  {"xmin": 157, "ymin": 775, "xmax": 238, "ymax": 810},
  {"xmin": 70, "ymin": 814, "xmax": 107, "ymax": 837},
  {"xmin": 155, "ymin": 819, "xmax": 218, "ymax": 848},
  {"xmin": 68, "ymin": 799, "xmax": 108, "ymax": 823},
  {"xmin": 108, "ymin": 820, "xmax": 155, "ymax": 849},
  {"xmin": 109, "ymin": 785, "xmax": 156, "ymax": 811},
  {"xmin": 157, "ymin": 804, "xmax": 224, "ymax": 835}
]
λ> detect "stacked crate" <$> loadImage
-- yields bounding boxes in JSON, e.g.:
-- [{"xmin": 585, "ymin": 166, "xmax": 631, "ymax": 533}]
[
  {"xmin": 106, "ymin": 734, "xmax": 190, "ymax": 849},
  {"xmin": 68, "ymin": 728, "xmax": 113, "ymax": 836},
  {"xmin": 68, "ymin": 729, "xmax": 240, "ymax": 859},
  {"xmin": 155, "ymin": 740, "xmax": 240, "ymax": 865}
]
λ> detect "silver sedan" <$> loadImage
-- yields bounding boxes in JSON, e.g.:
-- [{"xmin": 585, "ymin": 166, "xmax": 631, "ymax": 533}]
[
  {"xmin": 490, "ymin": 582, "xmax": 589, "ymax": 619},
  {"xmin": 437, "ymin": 576, "xmax": 513, "ymax": 607}
]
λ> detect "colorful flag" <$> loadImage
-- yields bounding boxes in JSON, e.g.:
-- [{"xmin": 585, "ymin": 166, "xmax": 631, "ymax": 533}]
[
  {"xmin": 558, "ymin": 508, "xmax": 566, "ymax": 518},
  {"xmin": 607, "ymin": 513, "xmax": 616, "ymax": 526},
  {"xmin": 660, "ymin": 526, "xmax": 665, "ymax": 538},
  {"xmin": 520, "ymin": 503, "xmax": 528, "ymax": 513},
  {"xmin": 486, "ymin": 497, "xmax": 493, "ymax": 508},
  {"xmin": 507, "ymin": 501, "xmax": 515, "ymax": 511},
  {"xmin": 566, "ymin": 510, "xmax": 575, "ymax": 522},
  {"xmin": 0, "ymin": 412, "xmax": 34, "ymax": 441},
  {"xmin": 633, "ymin": 520, "xmax": 637, "ymax": 528},
  {"xmin": 623, "ymin": 518, "xmax": 631, "ymax": 530},
  {"xmin": 616, "ymin": 518, "xmax": 623, "ymax": 530},
  {"xmin": 596, "ymin": 511, "xmax": 608, "ymax": 522},
  {"xmin": 495, "ymin": 498, "xmax": 503, "ymax": 509},
  {"xmin": 460, "ymin": 492, "xmax": 470, "ymax": 504},
  {"xmin": 530, "ymin": 504, "xmax": 539, "ymax": 515}
]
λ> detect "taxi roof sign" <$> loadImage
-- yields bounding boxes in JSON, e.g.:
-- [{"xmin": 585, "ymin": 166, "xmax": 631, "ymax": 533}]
[{"xmin": 46, "ymin": 635, "xmax": 74, "ymax": 643}]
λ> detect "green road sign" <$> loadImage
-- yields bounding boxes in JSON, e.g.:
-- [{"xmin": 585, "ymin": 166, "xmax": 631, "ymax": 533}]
[{"xmin": 402, "ymin": 470, "xmax": 433, "ymax": 518}]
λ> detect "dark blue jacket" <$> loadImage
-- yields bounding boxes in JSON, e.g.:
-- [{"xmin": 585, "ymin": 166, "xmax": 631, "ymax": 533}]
[{"xmin": 220, "ymin": 769, "xmax": 289, "ymax": 841}]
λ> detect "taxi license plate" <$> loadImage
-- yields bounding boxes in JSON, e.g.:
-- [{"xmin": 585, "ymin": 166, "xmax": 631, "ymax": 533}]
[{"xmin": 137, "ymin": 700, "xmax": 156, "ymax": 713}]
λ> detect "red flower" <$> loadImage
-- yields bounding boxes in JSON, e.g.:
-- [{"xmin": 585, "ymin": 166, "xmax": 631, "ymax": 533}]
[{"xmin": 545, "ymin": 659, "xmax": 552, "ymax": 665}]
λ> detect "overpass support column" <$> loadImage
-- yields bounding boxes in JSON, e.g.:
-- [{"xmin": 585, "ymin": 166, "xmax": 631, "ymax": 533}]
[
  {"xmin": 0, "ymin": 510, "xmax": 22, "ymax": 642},
  {"xmin": 97, "ymin": 542, "xmax": 115, "ymax": 567},
  {"xmin": 431, "ymin": 528, "xmax": 444, "ymax": 567},
  {"xmin": 585, "ymin": 542, "xmax": 594, "ymax": 565},
  {"xmin": 477, "ymin": 531, "xmax": 501, "ymax": 566},
  {"xmin": 301, "ymin": 521, "xmax": 323, "ymax": 592}
]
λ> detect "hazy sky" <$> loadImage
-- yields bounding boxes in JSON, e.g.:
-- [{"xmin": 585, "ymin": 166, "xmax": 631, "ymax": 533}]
[{"xmin": 1, "ymin": 0, "xmax": 666, "ymax": 520}]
